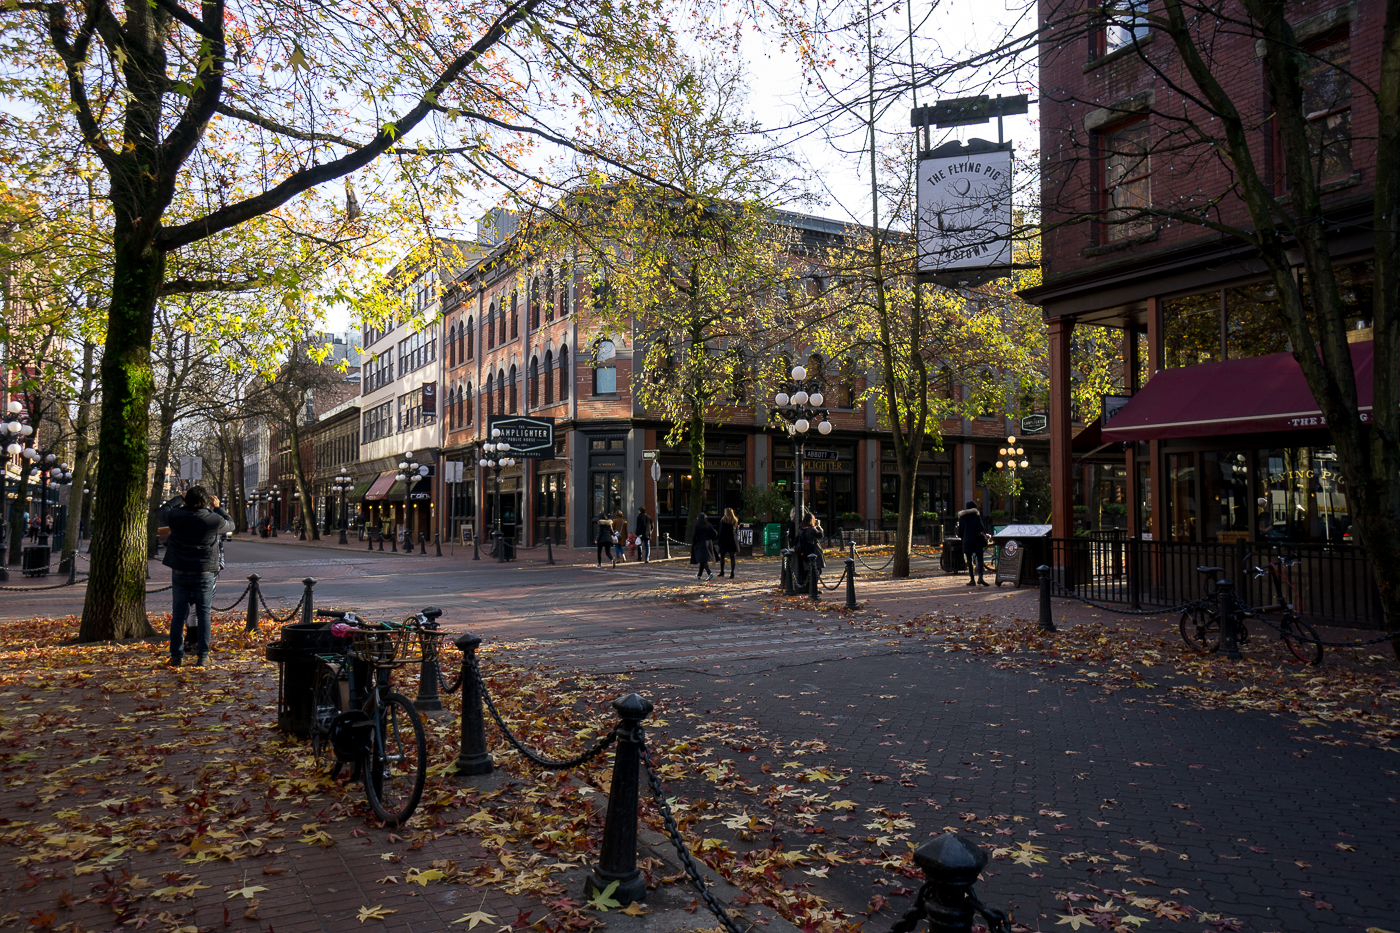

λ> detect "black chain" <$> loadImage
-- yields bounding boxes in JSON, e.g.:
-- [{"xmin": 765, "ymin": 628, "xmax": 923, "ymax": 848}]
[
  {"xmin": 855, "ymin": 551, "xmax": 895, "ymax": 573},
  {"xmin": 0, "ymin": 576, "xmax": 86, "ymax": 592},
  {"xmin": 146, "ymin": 583, "xmax": 173, "ymax": 594},
  {"xmin": 257, "ymin": 588, "xmax": 305, "ymax": 624},
  {"xmin": 1238, "ymin": 610, "xmax": 1400, "ymax": 648},
  {"xmin": 468, "ymin": 654, "xmax": 617, "ymax": 769},
  {"xmin": 818, "ymin": 565, "xmax": 848, "ymax": 591},
  {"xmin": 888, "ymin": 882, "xmax": 932, "ymax": 933},
  {"xmin": 969, "ymin": 893, "xmax": 1011, "ymax": 933},
  {"xmin": 212, "ymin": 582, "xmax": 251, "ymax": 613},
  {"xmin": 439, "ymin": 667, "xmax": 463, "ymax": 695},
  {"xmin": 638, "ymin": 733, "xmax": 748, "ymax": 933}
]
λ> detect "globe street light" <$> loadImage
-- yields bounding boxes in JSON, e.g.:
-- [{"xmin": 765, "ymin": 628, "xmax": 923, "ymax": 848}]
[
  {"xmin": 994, "ymin": 434, "xmax": 1029, "ymax": 522},
  {"xmin": 770, "ymin": 363, "xmax": 832, "ymax": 590},
  {"xmin": 333, "ymin": 469, "xmax": 354, "ymax": 544},
  {"xmin": 395, "ymin": 450, "xmax": 430, "ymax": 553},
  {"xmin": 480, "ymin": 431, "xmax": 515, "ymax": 562}
]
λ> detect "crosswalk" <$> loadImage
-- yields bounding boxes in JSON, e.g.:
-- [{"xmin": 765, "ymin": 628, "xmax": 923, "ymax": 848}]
[{"xmin": 502, "ymin": 621, "xmax": 899, "ymax": 673}]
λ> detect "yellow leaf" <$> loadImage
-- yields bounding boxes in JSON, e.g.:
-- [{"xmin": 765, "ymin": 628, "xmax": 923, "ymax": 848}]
[
  {"xmin": 1056, "ymin": 915, "xmax": 1094, "ymax": 930},
  {"xmin": 357, "ymin": 905, "xmax": 396, "ymax": 922},
  {"xmin": 226, "ymin": 884, "xmax": 267, "ymax": 900},
  {"xmin": 620, "ymin": 903, "xmax": 650, "ymax": 917},
  {"xmin": 406, "ymin": 868, "xmax": 444, "ymax": 886},
  {"xmin": 453, "ymin": 910, "xmax": 497, "ymax": 928}
]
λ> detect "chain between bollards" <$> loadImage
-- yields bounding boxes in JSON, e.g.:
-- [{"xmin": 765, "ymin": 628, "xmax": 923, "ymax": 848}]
[
  {"xmin": 845, "ymin": 556, "xmax": 857, "ymax": 609},
  {"xmin": 586, "ymin": 693, "xmax": 653, "ymax": 907},
  {"xmin": 244, "ymin": 573, "xmax": 261, "ymax": 632},
  {"xmin": 1037, "ymin": 565, "xmax": 1056, "ymax": 633}
]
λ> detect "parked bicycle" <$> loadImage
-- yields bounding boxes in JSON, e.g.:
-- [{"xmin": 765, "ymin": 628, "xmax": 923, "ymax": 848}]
[
  {"xmin": 1179, "ymin": 553, "xmax": 1322, "ymax": 665},
  {"xmin": 308, "ymin": 607, "xmax": 440, "ymax": 826}
]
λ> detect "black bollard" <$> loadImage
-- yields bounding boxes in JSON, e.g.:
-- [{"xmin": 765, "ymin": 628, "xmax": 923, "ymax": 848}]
[
  {"xmin": 1037, "ymin": 565, "xmax": 1057, "ymax": 633},
  {"xmin": 782, "ymin": 549, "xmax": 796, "ymax": 595},
  {"xmin": 244, "ymin": 573, "xmax": 261, "ymax": 632},
  {"xmin": 496, "ymin": 531, "xmax": 505, "ymax": 563},
  {"xmin": 404, "ymin": 529, "xmax": 414, "ymax": 554},
  {"xmin": 1218, "ymin": 577, "xmax": 1242, "ymax": 659},
  {"xmin": 546, "ymin": 536, "xmax": 554, "ymax": 565},
  {"xmin": 367, "ymin": 526, "xmax": 374, "ymax": 550},
  {"xmin": 66, "ymin": 554, "xmax": 78, "ymax": 585},
  {"xmin": 453, "ymin": 633, "xmax": 494, "ymax": 776},
  {"xmin": 912, "ymin": 833, "xmax": 1000, "ymax": 933},
  {"xmin": 472, "ymin": 532, "xmax": 480, "ymax": 561},
  {"xmin": 435, "ymin": 532, "xmax": 442, "ymax": 557},
  {"xmin": 419, "ymin": 531, "xmax": 427, "ymax": 556},
  {"xmin": 378, "ymin": 527, "xmax": 385, "ymax": 550},
  {"xmin": 845, "ymin": 556, "xmax": 857, "ymax": 609},
  {"xmin": 587, "ymin": 693, "xmax": 653, "ymax": 906},
  {"xmin": 300, "ymin": 577, "xmax": 316, "ymax": 627},
  {"xmin": 809, "ymin": 555, "xmax": 820, "ymax": 601},
  {"xmin": 664, "ymin": 535, "xmax": 672, "ymax": 560},
  {"xmin": 414, "ymin": 630, "xmax": 444, "ymax": 712}
]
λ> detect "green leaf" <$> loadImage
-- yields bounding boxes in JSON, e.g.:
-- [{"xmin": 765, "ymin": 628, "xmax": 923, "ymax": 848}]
[{"xmin": 587, "ymin": 881, "xmax": 621, "ymax": 912}]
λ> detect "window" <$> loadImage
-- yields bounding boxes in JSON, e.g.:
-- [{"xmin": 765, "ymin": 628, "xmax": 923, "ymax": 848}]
[
  {"xmin": 508, "ymin": 293, "xmax": 517, "ymax": 341},
  {"xmin": 396, "ymin": 326, "xmax": 436, "ymax": 378},
  {"xmin": 529, "ymin": 356, "xmax": 539, "ymax": 408},
  {"xmin": 364, "ymin": 318, "xmax": 394, "ymax": 347},
  {"xmin": 362, "ymin": 348, "xmax": 394, "ymax": 394},
  {"xmin": 1226, "ymin": 283, "xmax": 1290, "ymax": 360},
  {"xmin": 594, "ymin": 365, "xmax": 617, "ymax": 395},
  {"xmin": 544, "ymin": 350, "xmax": 554, "ymax": 403},
  {"xmin": 508, "ymin": 363, "xmax": 518, "ymax": 413},
  {"xmin": 484, "ymin": 375, "xmax": 493, "ymax": 421},
  {"xmin": 1101, "ymin": 0, "xmax": 1149, "ymax": 56},
  {"xmin": 361, "ymin": 400, "xmax": 394, "ymax": 442},
  {"xmin": 1164, "ymin": 291, "xmax": 1221, "ymax": 367},
  {"xmin": 486, "ymin": 304, "xmax": 496, "ymax": 350},
  {"xmin": 559, "ymin": 266, "xmax": 570, "ymax": 317},
  {"xmin": 1100, "ymin": 119, "xmax": 1152, "ymax": 240},
  {"xmin": 1300, "ymin": 34, "xmax": 1352, "ymax": 182},
  {"xmin": 840, "ymin": 358, "xmax": 859, "ymax": 408},
  {"xmin": 545, "ymin": 269, "xmax": 555, "ymax": 323},
  {"xmin": 530, "ymin": 278, "xmax": 540, "ymax": 331},
  {"xmin": 464, "ymin": 382, "xmax": 473, "ymax": 425},
  {"xmin": 397, "ymin": 386, "xmax": 433, "ymax": 433},
  {"xmin": 497, "ymin": 368, "xmax": 506, "ymax": 414},
  {"xmin": 559, "ymin": 346, "xmax": 569, "ymax": 401},
  {"xmin": 466, "ymin": 316, "xmax": 474, "ymax": 360}
]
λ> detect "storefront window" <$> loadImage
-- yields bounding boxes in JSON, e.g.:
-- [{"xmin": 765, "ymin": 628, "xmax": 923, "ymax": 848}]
[
  {"xmin": 1201, "ymin": 451, "xmax": 1251, "ymax": 542},
  {"xmin": 1164, "ymin": 291, "xmax": 1220, "ymax": 368},
  {"xmin": 1166, "ymin": 453, "xmax": 1196, "ymax": 541},
  {"xmin": 1257, "ymin": 447, "xmax": 1351, "ymax": 543},
  {"xmin": 1225, "ymin": 283, "xmax": 1289, "ymax": 360},
  {"xmin": 1089, "ymin": 464, "xmax": 1128, "ymax": 530},
  {"xmin": 1136, "ymin": 461, "xmax": 1151, "ymax": 537}
]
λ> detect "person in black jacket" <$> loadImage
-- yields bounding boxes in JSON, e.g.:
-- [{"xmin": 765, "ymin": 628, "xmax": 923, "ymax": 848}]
[
  {"xmin": 158, "ymin": 486, "xmax": 234, "ymax": 666},
  {"xmin": 955, "ymin": 501, "xmax": 989, "ymax": 586},
  {"xmin": 634, "ymin": 507, "xmax": 654, "ymax": 563},
  {"xmin": 717, "ymin": 508, "xmax": 740, "ymax": 578},
  {"xmin": 690, "ymin": 514, "xmax": 717, "ymax": 581},
  {"xmin": 595, "ymin": 516, "xmax": 617, "ymax": 567}
]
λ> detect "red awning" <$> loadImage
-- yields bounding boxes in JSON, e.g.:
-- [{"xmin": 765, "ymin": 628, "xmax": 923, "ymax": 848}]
[
  {"xmin": 362, "ymin": 471, "xmax": 399, "ymax": 501},
  {"xmin": 1102, "ymin": 340, "xmax": 1374, "ymax": 442}
]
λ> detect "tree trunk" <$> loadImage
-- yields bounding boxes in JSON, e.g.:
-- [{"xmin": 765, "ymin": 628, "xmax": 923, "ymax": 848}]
[
  {"xmin": 79, "ymin": 239, "xmax": 163, "ymax": 642},
  {"xmin": 685, "ymin": 413, "xmax": 706, "ymax": 542},
  {"xmin": 287, "ymin": 417, "xmax": 319, "ymax": 540},
  {"xmin": 232, "ymin": 432, "xmax": 247, "ymax": 532},
  {"xmin": 146, "ymin": 400, "xmax": 176, "ymax": 554},
  {"xmin": 893, "ymin": 459, "xmax": 916, "ymax": 577},
  {"xmin": 62, "ymin": 340, "xmax": 97, "ymax": 569}
]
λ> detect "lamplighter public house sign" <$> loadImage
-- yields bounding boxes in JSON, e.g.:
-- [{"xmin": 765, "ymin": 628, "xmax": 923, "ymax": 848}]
[{"xmin": 487, "ymin": 416, "xmax": 555, "ymax": 458}]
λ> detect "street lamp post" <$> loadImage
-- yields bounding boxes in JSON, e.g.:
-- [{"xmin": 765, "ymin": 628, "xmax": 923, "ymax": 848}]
[
  {"xmin": 395, "ymin": 451, "xmax": 430, "ymax": 554},
  {"xmin": 770, "ymin": 364, "xmax": 832, "ymax": 592},
  {"xmin": 994, "ymin": 435, "xmax": 1029, "ymax": 523},
  {"xmin": 333, "ymin": 469, "xmax": 353, "ymax": 544},
  {"xmin": 268, "ymin": 490, "xmax": 281, "ymax": 536},
  {"xmin": 479, "ymin": 429, "xmax": 516, "ymax": 562}
]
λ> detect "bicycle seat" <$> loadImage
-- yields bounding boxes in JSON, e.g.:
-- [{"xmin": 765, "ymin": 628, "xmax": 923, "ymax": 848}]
[
  {"xmin": 1196, "ymin": 566, "xmax": 1225, "ymax": 575},
  {"xmin": 421, "ymin": 607, "xmax": 443, "ymax": 621}
]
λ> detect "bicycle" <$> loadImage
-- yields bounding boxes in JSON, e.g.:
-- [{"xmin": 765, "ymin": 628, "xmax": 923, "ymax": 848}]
[
  {"xmin": 307, "ymin": 607, "xmax": 439, "ymax": 826},
  {"xmin": 1178, "ymin": 555, "xmax": 1322, "ymax": 665}
]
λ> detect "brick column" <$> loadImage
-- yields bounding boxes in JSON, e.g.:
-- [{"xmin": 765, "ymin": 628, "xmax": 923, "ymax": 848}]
[{"xmin": 1048, "ymin": 316, "xmax": 1075, "ymax": 538}]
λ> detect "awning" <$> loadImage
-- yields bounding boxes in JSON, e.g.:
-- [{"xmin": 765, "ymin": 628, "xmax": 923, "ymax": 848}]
[
  {"xmin": 347, "ymin": 479, "xmax": 374, "ymax": 502},
  {"xmin": 363, "ymin": 471, "xmax": 399, "ymax": 502},
  {"xmin": 1102, "ymin": 340, "xmax": 1374, "ymax": 442}
]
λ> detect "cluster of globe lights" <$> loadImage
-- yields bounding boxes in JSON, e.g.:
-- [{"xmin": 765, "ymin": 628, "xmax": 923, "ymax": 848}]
[
  {"xmin": 3, "ymin": 400, "xmax": 73, "ymax": 482},
  {"xmin": 773, "ymin": 365, "xmax": 833, "ymax": 435},
  {"xmin": 481, "ymin": 428, "xmax": 516, "ymax": 467},
  {"xmin": 395, "ymin": 451, "xmax": 431, "ymax": 483},
  {"xmin": 997, "ymin": 435, "xmax": 1030, "ymax": 470}
]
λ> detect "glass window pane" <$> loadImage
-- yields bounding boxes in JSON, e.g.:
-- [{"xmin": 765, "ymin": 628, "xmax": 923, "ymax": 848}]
[
  {"xmin": 1200, "ymin": 451, "xmax": 1251, "ymax": 542},
  {"xmin": 1164, "ymin": 291, "xmax": 1221, "ymax": 367},
  {"xmin": 1226, "ymin": 283, "xmax": 1290, "ymax": 360},
  {"xmin": 1166, "ymin": 453, "xmax": 1196, "ymax": 541}
]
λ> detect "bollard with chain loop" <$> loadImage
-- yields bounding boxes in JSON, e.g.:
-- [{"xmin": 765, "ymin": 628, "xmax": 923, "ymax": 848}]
[
  {"xmin": 300, "ymin": 578, "xmax": 316, "ymax": 628},
  {"xmin": 435, "ymin": 532, "xmax": 442, "ymax": 557},
  {"xmin": 664, "ymin": 534, "xmax": 671, "ymax": 560},
  {"xmin": 453, "ymin": 634, "xmax": 494, "ymax": 776},
  {"xmin": 367, "ymin": 526, "xmax": 374, "ymax": 550},
  {"xmin": 908, "ymin": 834, "xmax": 1011, "ymax": 933},
  {"xmin": 845, "ymin": 556, "xmax": 857, "ymax": 609},
  {"xmin": 403, "ymin": 528, "xmax": 413, "ymax": 553},
  {"xmin": 1218, "ymin": 577, "xmax": 1242, "ymax": 660},
  {"xmin": 782, "ymin": 549, "xmax": 796, "ymax": 595},
  {"xmin": 419, "ymin": 531, "xmax": 427, "ymax": 555},
  {"xmin": 546, "ymin": 536, "xmax": 554, "ymax": 565},
  {"xmin": 808, "ymin": 555, "xmax": 820, "ymax": 601},
  {"xmin": 1037, "ymin": 565, "xmax": 1057, "ymax": 633},
  {"xmin": 66, "ymin": 554, "xmax": 77, "ymax": 586},
  {"xmin": 472, "ymin": 532, "xmax": 480, "ymax": 560},
  {"xmin": 414, "ymin": 625, "xmax": 444, "ymax": 713},
  {"xmin": 587, "ymin": 693, "xmax": 653, "ymax": 906},
  {"xmin": 244, "ymin": 574, "xmax": 261, "ymax": 631}
]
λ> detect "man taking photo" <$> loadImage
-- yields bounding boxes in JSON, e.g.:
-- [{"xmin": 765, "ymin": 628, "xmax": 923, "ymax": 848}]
[{"xmin": 158, "ymin": 485, "xmax": 234, "ymax": 667}]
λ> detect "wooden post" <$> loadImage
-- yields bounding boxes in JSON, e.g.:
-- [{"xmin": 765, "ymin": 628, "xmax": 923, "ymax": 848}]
[{"xmin": 1048, "ymin": 317, "xmax": 1075, "ymax": 539}]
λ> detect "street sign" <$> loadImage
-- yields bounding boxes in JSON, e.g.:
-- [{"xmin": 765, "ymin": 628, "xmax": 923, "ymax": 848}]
[
  {"xmin": 642, "ymin": 450, "xmax": 658, "ymax": 460},
  {"xmin": 803, "ymin": 449, "xmax": 839, "ymax": 462},
  {"xmin": 445, "ymin": 461, "xmax": 464, "ymax": 483},
  {"xmin": 650, "ymin": 461, "xmax": 661, "ymax": 482},
  {"xmin": 487, "ymin": 415, "xmax": 554, "ymax": 458},
  {"xmin": 1020, "ymin": 413, "xmax": 1048, "ymax": 435},
  {"xmin": 179, "ymin": 456, "xmax": 202, "ymax": 481}
]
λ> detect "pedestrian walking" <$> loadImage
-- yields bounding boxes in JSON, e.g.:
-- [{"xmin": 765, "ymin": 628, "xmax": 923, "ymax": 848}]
[
  {"xmin": 158, "ymin": 486, "xmax": 234, "ymax": 667},
  {"xmin": 27, "ymin": 514, "xmax": 39, "ymax": 541},
  {"xmin": 612, "ymin": 509, "xmax": 627, "ymax": 562},
  {"xmin": 690, "ymin": 513, "xmax": 717, "ymax": 581},
  {"xmin": 595, "ymin": 516, "xmax": 617, "ymax": 567},
  {"xmin": 717, "ymin": 507, "xmax": 740, "ymax": 578},
  {"xmin": 956, "ymin": 501, "xmax": 990, "ymax": 586},
  {"xmin": 635, "ymin": 507, "xmax": 654, "ymax": 563}
]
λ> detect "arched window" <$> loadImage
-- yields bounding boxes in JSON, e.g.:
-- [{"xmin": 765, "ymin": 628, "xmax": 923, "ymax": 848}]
[
  {"xmin": 508, "ymin": 293, "xmax": 517, "ymax": 341},
  {"xmin": 486, "ymin": 304, "xmax": 496, "ymax": 349},
  {"xmin": 456, "ymin": 385, "xmax": 465, "ymax": 429},
  {"xmin": 559, "ymin": 346, "xmax": 569, "ymax": 401},
  {"xmin": 807, "ymin": 353, "xmax": 824, "ymax": 380},
  {"xmin": 529, "ymin": 278, "xmax": 540, "ymax": 331},
  {"xmin": 465, "ymin": 381, "xmax": 474, "ymax": 425},
  {"xmin": 447, "ymin": 384, "xmax": 457, "ymax": 430},
  {"xmin": 484, "ymin": 374, "xmax": 493, "ymax": 420},
  {"xmin": 545, "ymin": 269, "xmax": 555, "ymax": 323},
  {"xmin": 559, "ymin": 265, "xmax": 570, "ymax": 317},
  {"xmin": 508, "ymin": 364, "xmax": 518, "ymax": 413},
  {"xmin": 543, "ymin": 350, "xmax": 554, "ymax": 404},
  {"xmin": 466, "ymin": 316, "xmax": 474, "ymax": 359},
  {"xmin": 497, "ymin": 368, "xmax": 506, "ymax": 414},
  {"xmin": 446, "ymin": 322, "xmax": 456, "ymax": 368},
  {"xmin": 529, "ymin": 355, "xmax": 539, "ymax": 408},
  {"xmin": 840, "ymin": 358, "xmax": 858, "ymax": 409}
]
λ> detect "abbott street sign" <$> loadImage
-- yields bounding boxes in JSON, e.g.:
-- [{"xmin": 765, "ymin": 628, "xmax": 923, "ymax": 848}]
[{"xmin": 487, "ymin": 416, "xmax": 555, "ymax": 458}]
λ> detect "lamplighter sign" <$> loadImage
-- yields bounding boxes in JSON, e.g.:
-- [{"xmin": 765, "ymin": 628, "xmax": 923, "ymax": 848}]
[
  {"xmin": 487, "ymin": 416, "xmax": 554, "ymax": 458},
  {"xmin": 916, "ymin": 140, "xmax": 1014, "ymax": 274}
]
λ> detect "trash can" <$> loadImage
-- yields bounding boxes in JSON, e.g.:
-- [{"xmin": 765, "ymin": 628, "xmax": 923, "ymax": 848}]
[
  {"xmin": 763, "ymin": 523, "xmax": 782, "ymax": 557},
  {"xmin": 738, "ymin": 524, "xmax": 755, "ymax": 558},
  {"xmin": 265, "ymin": 622, "xmax": 344, "ymax": 737},
  {"xmin": 939, "ymin": 537, "xmax": 966, "ymax": 573},
  {"xmin": 21, "ymin": 545, "xmax": 50, "ymax": 577}
]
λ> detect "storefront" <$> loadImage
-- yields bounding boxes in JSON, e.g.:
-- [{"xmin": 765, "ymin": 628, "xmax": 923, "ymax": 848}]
[
  {"xmin": 654, "ymin": 437, "xmax": 747, "ymax": 541},
  {"xmin": 878, "ymin": 444, "xmax": 953, "ymax": 531},
  {"xmin": 586, "ymin": 434, "xmax": 628, "ymax": 538},
  {"xmin": 534, "ymin": 460, "xmax": 567, "ymax": 546},
  {"xmin": 774, "ymin": 441, "xmax": 856, "ymax": 531},
  {"xmin": 482, "ymin": 469, "xmax": 522, "ymax": 543}
]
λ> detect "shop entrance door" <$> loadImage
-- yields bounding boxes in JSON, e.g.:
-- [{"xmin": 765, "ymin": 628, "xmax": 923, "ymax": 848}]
[{"xmin": 590, "ymin": 471, "xmax": 624, "ymax": 539}]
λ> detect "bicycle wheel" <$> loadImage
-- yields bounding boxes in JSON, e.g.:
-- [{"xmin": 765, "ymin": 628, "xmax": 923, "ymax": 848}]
[
  {"xmin": 363, "ymin": 691, "xmax": 427, "ymax": 827},
  {"xmin": 311, "ymin": 663, "xmax": 345, "ymax": 774},
  {"xmin": 1179, "ymin": 605, "xmax": 1220, "ymax": 653},
  {"xmin": 1280, "ymin": 614, "xmax": 1323, "ymax": 666}
]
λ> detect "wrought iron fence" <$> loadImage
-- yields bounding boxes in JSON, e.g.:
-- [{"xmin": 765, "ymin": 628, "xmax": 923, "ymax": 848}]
[{"xmin": 1044, "ymin": 536, "xmax": 1383, "ymax": 629}]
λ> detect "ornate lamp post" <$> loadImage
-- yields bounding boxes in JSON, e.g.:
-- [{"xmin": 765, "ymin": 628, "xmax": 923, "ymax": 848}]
[
  {"xmin": 396, "ymin": 451, "xmax": 430, "ymax": 553},
  {"xmin": 770, "ymin": 363, "xmax": 833, "ymax": 541},
  {"xmin": 480, "ymin": 429, "xmax": 515, "ymax": 562},
  {"xmin": 267, "ymin": 490, "xmax": 281, "ymax": 536},
  {"xmin": 994, "ymin": 435, "xmax": 1029, "ymax": 523},
  {"xmin": 333, "ymin": 469, "xmax": 354, "ymax": 544}
]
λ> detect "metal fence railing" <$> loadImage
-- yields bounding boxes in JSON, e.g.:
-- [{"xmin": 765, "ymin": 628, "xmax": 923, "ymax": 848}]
[{"xmin": 1043, "ymin": 537, "xmax": 1384, "ymax": 629}]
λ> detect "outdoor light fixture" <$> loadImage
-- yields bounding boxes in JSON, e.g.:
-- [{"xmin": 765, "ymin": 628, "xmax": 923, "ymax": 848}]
[{"xmin": 769, "ymin": 360, "xmax": 834, "ymax": 593}]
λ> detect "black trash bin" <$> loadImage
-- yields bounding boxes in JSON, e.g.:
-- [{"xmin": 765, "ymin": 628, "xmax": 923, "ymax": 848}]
[
  {"xmin": 939, "ymin": 537, "xmax": 966, "ymax": 573},
  {"xmin": 22, "ymin": 545, "xmax": 50, "ymax": 577},
  {"xmin": 265, "ymin": 622, "xmax": 344, "ymax": 736}
]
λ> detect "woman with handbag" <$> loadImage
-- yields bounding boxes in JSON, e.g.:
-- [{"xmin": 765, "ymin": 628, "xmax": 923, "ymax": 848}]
[
  {"xmin": 717, "ymin": 508, "xmax": 740, "ymax": 578},
  {"xmin": 596, "ymin": 516, "xmax": 617, "ymax": 567},
  {"xmin": 690, "ymin": 513, "xmax": 717, "ymax": 582}
]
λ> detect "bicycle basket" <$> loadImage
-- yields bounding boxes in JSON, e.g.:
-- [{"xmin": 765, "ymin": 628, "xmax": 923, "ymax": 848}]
[{"xmin": 352, "ymin": 627, "xmax": 405, "ymax": 665}]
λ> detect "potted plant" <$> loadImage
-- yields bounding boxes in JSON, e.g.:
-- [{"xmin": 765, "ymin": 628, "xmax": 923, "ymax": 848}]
[{"xmin": 838, "ymin": 511, "xmax": 863, "ymax": 531}]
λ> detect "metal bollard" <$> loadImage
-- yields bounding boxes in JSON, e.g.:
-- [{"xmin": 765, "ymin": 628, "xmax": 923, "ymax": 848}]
[
  {"xmin": 1218, "ymin": 577, "xmax": 1242, "ymax": 659},
  {"xmin": 244, "ymin": 573, "xmax": 261, "ymax": 632},
  {"xmin": 1037, "ymin": 565, "xmax": 1057, "ymax": 633},
  {"xmin": 664, "ymin": 535, "xmax": 672, "ymax": 560},
  {"xmin": 587, "ymin": 693, "xmax": 653, "ymax": 906},
  {"xmin": 367, "ymin": 527, "xmax": 374, "ymax": 550},
  {"xmin": 414, "ymin": 628, "xmax": 444, "ymax": 712},
  {"xmin": 377, "ymin": 527, "xmax": 385, "ymax": 551},
  {"xmin": 845, "ymin": 556, "xmax": 857, "ymax": 609},
  {"xmin": 435, "ymin": 532, "xmax": 442, "ymax": 557},
  {"xmin": 404, "ymin": 530, "xmax": 414, "ymax": 554},
  {"xmin": 809, "ymin": 555, "xmax": 820, "ymax": 601},
  {"xmin": 546, "ymin": 536, "xmax": 554, "ymax": 565},
  {"xmin": 66, "ymin": 554, "xmax": 78, "ymax": 585},
  {"xmin": 782, "ymin": 549, "xmax": 796, "ymax": 595},
  {"xmin": 910, "ymin": 833, "xmax": 1004, "ymax": 933},
  {"xmin": 300, "ymin": 577, "xmax": 316, "ymax": 627},
  {"xmin": 472, "ymin": 532, "xmax": 480, "ymax": 561},
  {"xmin": 419, "ymin": 531, "xmax": 427, "ymax": 556},
  {"xmin": 452, "ymin": 633, "xmax": 494, "ymax": 776}
]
